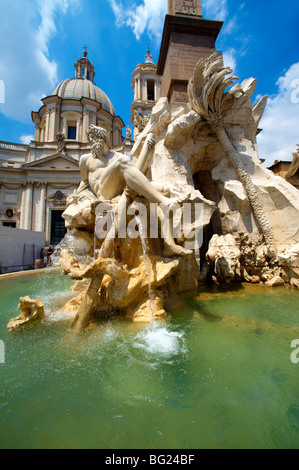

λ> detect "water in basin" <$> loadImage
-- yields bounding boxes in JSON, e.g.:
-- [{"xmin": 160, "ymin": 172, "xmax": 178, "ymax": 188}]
[{"xmin": 0, "ymin": 271, "xmax": 299, "ymax": 449}]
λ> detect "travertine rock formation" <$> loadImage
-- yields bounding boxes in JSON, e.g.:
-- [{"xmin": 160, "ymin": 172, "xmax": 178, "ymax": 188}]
[
  {"xmin": 206, "ymin": 234, "xmax": 241, "ymax": 285},
  {"xmin": 7, "ymin": 296, "xmax": 45, "ymax": 330}
]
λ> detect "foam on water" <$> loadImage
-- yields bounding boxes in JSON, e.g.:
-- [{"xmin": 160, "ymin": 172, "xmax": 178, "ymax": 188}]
[{"xmin": 133, "ymin": 325, "xmax": 187, "ymax": 357}]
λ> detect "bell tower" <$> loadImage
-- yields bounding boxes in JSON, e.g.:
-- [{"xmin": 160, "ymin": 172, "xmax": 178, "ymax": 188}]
[
  {"xmin": 157, "ymin": 0, "xmax": 223, "ymax": 104},
  {"xmin": 130, "ymin": 49, "xmax": 161, "ymax": 140}
]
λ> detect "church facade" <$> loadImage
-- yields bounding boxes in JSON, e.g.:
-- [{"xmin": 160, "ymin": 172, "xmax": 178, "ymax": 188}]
[{"xmin": 0, "ymin": 52, "xmax": 124, "ymax": 245}]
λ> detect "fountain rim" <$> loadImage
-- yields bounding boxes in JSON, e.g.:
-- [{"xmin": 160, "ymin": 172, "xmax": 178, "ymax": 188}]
[{"xmin": 0, "ymin": 267, "xmax": 62, "ymax": 280}]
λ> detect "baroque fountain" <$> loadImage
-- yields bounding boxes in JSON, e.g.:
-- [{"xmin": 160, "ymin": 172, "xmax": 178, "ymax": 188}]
[
  {"xmin": 3, "ymin": 53, "xmax": 299, "ymax": 451},
  {"xmin": 7, "ymin": 53, "xmax": 299, "ymax": 331}
]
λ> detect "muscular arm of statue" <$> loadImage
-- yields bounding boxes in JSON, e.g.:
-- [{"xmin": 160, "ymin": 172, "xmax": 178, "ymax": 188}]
[
  {"xmin": 84, "ymin": 125, "xmax": 176, "ymax": 206},
  {"xmin": 77, "ymin": 154, "xmax": 90, "ymax": 193}
]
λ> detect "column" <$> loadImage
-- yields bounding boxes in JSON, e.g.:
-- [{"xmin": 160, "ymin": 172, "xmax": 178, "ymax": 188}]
[
  {"xmin": 19, "ymin": 185, "xmax": 27, "ymax": 229},
  {"xmin": 138, "ymin": 78, "xmax": 141, "ymax": 100},
  {"xmin": 62, "ymin": 118, "xmax": 67, "ymax": 136},
  {"xmin": 45, "ymin": 109, "xmax": 51, "ymax": 142},
  {"xmin": 78, "ymin": 116, "xmax": 83, "ymax": 142},
  {"xmin": 38, "ymin": 184, "xmax": 47, "ymax": 232},
  {"xmin": 142, "ymin": 79, "xmax": 147, "ymax": 101},
  {"xmin": 24, "ymin": 183, "xmax": 33, "ymax": 231},
  {"xmin": 53, "ymin": 108, "xmax": 59, "ymax": 140},
  {"xmin": 34, "ymin": 123, "xmax": 40, "ymax": 142},
  {"xmin": 83, "ymin": 110, "xmax": 90, "ymax": 142},
  {"xmin": 48, "ymin": 109, "xmax": 55, "ymax": 141}
]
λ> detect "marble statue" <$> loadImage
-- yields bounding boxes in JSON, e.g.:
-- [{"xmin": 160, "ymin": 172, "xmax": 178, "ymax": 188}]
[
  {"xmin": 63, "ymin": 124, "xmax": 191, "ymax": 257},
  {"xmin": 11, "ymin": 53, "xmax": 299, "ymax": 332},
  {"xmin": 125, "ymin": 126, "xmax": 132, "ymax": 140},
  {"xmin": 58, "ymin": 53, "xmax": 299, "ymax": 328},
  {"xmin": 206, "ymin": 234, "xmax": 241, "ymax": 285},
  {"xmin": 59, "ymin": 123, "xmax": 203, "ymax": 329},
  {"xmin": 132, "ymin": 110, "xmax": 149, "ymax": 137}
]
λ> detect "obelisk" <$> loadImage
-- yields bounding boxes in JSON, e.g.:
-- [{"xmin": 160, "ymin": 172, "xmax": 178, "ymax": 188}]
[
  {"xmin": 157, "ymin": 0, "xmax": 223, "ymax": 103},
  {"xmin": 168, "ymin": 0, "xmax": 203, "ymax": 17}
]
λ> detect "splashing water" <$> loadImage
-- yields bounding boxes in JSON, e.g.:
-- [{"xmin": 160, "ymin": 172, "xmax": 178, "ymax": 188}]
[
  {"xmin": 135, "ymin": 215, "xmax": 157, "ymax": 320},
  {"xmin": 133, "ymin": 325, "xmax": 187, "ymax": 358}
]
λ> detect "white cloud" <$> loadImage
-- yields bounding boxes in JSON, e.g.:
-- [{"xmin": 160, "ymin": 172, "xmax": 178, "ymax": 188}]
[
  {"xmin": 223, "ymin": 48, "xmax": 237, "ymax": 73},
  {"xmin": 0, "ymin": 0, "xmax": 78, "ymax": 123},
  {"xmin": 20, "ymin": 134, "xmax": 34, "ymax": 145},
  {"xmin": 109, "ymin": 0, "xmax": 167, "ymax": 41},
  {"xmin": 203, "ymin": 0, "xmax": 228, "ymax": 21},
  {"xmin": 256, "ymin": 62, "xmax": 299, "ymax": 167},
  {"xmin": 109, "ymin": 0, "xmax": 230, "ymax": 41}
]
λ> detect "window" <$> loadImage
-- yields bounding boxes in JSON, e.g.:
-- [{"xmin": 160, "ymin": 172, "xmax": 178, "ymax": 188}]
[
  {"xmin": 3, "ymin": 222, "xmax": 16, "ymax": 228},
  {"xmin": 67, "ymin": 126, "xmax": 77, "ymax": 140},
  {"xmin": 147, "ymin": 80, "xmax": 155, "ymax": 101}
]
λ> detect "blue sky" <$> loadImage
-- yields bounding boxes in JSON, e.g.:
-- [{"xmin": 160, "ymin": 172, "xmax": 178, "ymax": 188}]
[{"xmin": 0, "ymin": 0, "xmax": 298, "ymax": 165}]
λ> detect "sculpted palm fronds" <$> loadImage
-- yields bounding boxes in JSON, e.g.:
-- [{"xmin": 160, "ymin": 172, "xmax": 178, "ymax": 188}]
[
  {"xmin": 188, "ymin": 53, "xmax": 238, "ymax": 125},
  {"xmin": 188, "ymin": 53, "xmax": 274, "ymax": 246}
]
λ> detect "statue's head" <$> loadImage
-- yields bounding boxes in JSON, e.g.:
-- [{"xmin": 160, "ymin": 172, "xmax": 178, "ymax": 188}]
[{"xmin": 87, "ymin": 125, "xmax": 111, "ymax": 156}]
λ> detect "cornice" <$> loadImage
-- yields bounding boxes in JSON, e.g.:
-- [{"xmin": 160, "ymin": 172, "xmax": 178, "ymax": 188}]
[{"xmin": 157, "ymin": 14, "xmax": 223, "ymax": 75}]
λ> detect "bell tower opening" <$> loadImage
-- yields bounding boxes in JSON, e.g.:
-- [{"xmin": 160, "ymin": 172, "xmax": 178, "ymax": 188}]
[{"xmin": 147, "ymin": 80, "xmax": 155, "ymax": 101}]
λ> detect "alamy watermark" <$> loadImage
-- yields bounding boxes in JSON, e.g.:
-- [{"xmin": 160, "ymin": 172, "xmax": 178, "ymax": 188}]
[
  {"xmin": 291, "ymin": 339, "xmax": 299, "ymax": 364},
  {"xmin": 0, "ymin": 340, "xmax": 5, "ymax": 364},
  {"xmin": 95, "ymin": 201, "xmax": 204, "ymax": 254},
  {"xmin": 0, "ymin": 79, "xmax": 4, "ymax": 104},
  {"xmin": 291, "ymin": 79, "xmax": 299, "ymax": 104}
]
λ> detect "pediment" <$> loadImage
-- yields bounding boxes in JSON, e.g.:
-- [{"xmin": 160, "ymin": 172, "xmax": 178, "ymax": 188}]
[{"xmin": 22, "ymin": 153, "xmax": 79, "ymax": 171}]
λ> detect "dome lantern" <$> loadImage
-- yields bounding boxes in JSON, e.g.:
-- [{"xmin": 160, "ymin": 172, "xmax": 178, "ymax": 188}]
[{"xmin": 74, "ymin": 50, "xmax": 95, "ymax": 83}]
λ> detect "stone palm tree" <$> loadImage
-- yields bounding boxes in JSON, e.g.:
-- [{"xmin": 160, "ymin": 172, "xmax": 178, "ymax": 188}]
[{"xmin": 188, "ymin": 53, "xmax": 273, "ymax": 246}]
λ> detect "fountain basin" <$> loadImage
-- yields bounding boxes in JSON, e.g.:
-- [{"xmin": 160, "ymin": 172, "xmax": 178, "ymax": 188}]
[{"xmin": 0, "ymin": 270, "xmax": 299, "ymax": 449}]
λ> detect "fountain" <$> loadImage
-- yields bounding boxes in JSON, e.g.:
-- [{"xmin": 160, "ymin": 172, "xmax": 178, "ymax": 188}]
[
  {"xmin": 2, "ymin": 43, "xmax": 299, "ymax": 452},
  {"xmin": 6, "ymin": 53, "xmax": 299, "ymax": 331}
]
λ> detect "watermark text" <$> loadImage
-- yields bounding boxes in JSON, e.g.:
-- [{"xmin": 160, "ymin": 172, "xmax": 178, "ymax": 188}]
[
  {"xmin": 0, "ymin": 340, "xmax": 5, "ymax": 364},
  {"xmin": 95, "ymin": 201, "xmax": 204, "ymax": 253},
  {"xmin": 291, "ymin": 339, "xmax": 299, "ymax": 364}
]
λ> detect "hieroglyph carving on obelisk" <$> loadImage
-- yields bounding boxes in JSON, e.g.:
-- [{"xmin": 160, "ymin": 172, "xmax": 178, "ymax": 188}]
[{"xmin": 168, "ymin": 0, "xmax": 203, "ymax": 17}]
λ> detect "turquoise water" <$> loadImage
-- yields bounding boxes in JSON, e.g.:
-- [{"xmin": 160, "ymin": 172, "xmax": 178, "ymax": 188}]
[{"xmin": 0, "ymin": 271, "xmax": 299, "ymax": 449}]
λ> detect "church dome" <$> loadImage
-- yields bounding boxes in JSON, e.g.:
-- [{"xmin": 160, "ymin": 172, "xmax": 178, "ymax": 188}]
[{"xmin": 51, "ymin": 78, "xmax": 115, "ymax": 116}]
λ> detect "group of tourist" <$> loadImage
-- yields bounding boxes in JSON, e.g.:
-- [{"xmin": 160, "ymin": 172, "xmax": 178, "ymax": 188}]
[{"xmin": 39, "ymin": 246, "xmax": 54, "ymax": 266}]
